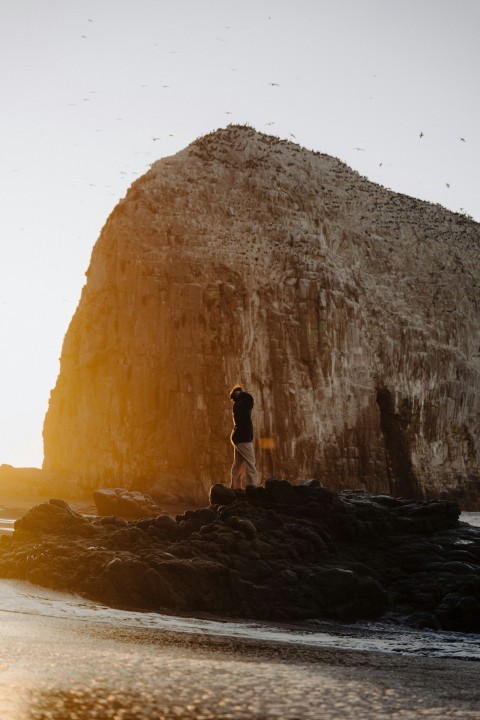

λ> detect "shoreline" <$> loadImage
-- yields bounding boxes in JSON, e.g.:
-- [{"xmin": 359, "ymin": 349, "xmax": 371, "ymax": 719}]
[
  {"xmin": 1, "ymin": 577, "xmax": 479, "ymax": 662},
  {"xmin": 0, "ymin": 578, "xmax": 479, "ymax": 719}
]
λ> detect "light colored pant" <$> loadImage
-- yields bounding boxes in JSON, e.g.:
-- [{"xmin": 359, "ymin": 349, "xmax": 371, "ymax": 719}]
[{"xmin": 231, "ymin": 442, "xmax": 257, "ymax": 488}]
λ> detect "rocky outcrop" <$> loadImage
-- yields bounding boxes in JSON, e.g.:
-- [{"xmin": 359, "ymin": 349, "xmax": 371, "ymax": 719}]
[
  {"xmin": 42, "ymin": 125, "xmax": 480, "ymax": 506},
  {"xmin": 1, "ymin": 484, "xmax": 479, "ymax": 632}
]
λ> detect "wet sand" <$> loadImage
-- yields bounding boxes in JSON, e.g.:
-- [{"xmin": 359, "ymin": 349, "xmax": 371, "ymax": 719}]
[{"xmin": 0, "ymin": 584, "xmax": 479, "ymax": 720}]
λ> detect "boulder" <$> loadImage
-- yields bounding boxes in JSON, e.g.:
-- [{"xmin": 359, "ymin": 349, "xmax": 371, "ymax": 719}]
[
  {"xmin": 209, "ymin": 484, "xmax": 236, "ymax": 506},
  {"xmin": 93, "ymin": 488, "xmax": 161, "ymax": 519}
]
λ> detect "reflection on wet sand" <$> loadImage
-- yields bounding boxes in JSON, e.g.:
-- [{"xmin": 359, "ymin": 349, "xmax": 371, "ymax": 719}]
[
  {"xmin": 19, "ymin": 651, "xmax": 480, "ymax": 720},
  {"xmin": 0, "ymin": 585, "xmax": 478, "ymax": 720}
]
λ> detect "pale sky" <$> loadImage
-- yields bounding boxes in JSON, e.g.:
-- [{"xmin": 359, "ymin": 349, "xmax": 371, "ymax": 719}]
[{"xmin": 1, "ymin": 0, "xmax": 479, "ymax": 468}]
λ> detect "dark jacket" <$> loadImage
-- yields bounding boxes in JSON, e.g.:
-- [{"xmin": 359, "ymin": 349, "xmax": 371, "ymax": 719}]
[{"xmin": 231, "ymin": 391, "xmax": 254, "ymax": 444}]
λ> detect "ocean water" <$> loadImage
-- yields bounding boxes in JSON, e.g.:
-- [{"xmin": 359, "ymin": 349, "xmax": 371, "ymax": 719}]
[{"xmin": 460, "ymin": 511, "xmax": 480, "ymax": 528}]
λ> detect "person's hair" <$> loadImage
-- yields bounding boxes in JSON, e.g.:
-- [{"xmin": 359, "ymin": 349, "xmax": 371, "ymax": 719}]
[{"xmin": 229, "ymin": 385, "xmax": 243, "ymax": 399}]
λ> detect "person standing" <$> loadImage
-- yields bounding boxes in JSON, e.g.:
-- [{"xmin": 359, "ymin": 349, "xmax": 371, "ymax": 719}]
[{"xmin": 229, "ymin": 385, "xmax": 257, "ymax": 488}]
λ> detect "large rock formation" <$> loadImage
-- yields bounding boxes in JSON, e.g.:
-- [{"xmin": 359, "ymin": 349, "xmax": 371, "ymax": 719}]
[
  {"xmin": 1, "ymin": 484, "xmax": 479, "ymax": 631},
  {"xmin": 43, "ymin": 126, "xmax": 480, "ymax": 505}
]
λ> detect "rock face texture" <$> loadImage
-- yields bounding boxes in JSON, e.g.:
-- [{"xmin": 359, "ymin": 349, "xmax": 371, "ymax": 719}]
[
  {"xmin": 93, "ymin": 488, "xmax": 162, "ymax": 519},
  {"xmin": 43, "ymin": 125, "xmax": 480, "ymax": 505}
]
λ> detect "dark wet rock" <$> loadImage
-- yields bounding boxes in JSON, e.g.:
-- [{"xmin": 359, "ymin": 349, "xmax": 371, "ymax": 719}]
[
  {"xmin": 265, "ymin": 479, "xmax": 298, "ymax": 504},
  {"xmin": 209, "ymin": 483, "xmax": 236, "ymax": 506},
  {"xmin": 436, "ymin": 593, "xmax": 480, "ymax": 632},
  {"xmin": 1, "ymin": 482, "xmax": 479, "ymax": 631},
  {"xmin": 405, "ymin": 611, "xmax": 441, "ymax": 630},
  {"xmin": 14, "ymin": 499, "xmax": 98, "ymax": 538}
]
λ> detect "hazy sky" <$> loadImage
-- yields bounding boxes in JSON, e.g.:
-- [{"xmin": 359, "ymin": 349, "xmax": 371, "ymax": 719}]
[{"xmin": 1, "ymin": 0, "xmax": 479, "ymax": 468}]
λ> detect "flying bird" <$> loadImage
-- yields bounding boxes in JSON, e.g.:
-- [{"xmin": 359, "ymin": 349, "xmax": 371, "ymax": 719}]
[
  {"xmin": 460, "ymin": 137, "xmax": 466, "ymax": 142},
  {"xmin": 419, "ymin": 131, "xmax": 424, "ymax": 138},
  {"xmin": 446, "ymin": 183, "xmax": 450, "ymax": 188},
  {"xmin": 353, "ymin": 147, "xmax": 365, "ymax": 151},
  {"xmin": 265, "ymin": 122, "xmax": 275, "ymax": 126},
  {"xmin": 268, "ymin": 82, "xmax": 280, "ymax": 86}
]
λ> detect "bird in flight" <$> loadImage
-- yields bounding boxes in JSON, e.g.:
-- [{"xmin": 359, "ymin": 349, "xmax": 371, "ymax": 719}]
[
  {"xmin": 460, "ymin": 137, "xmax": 466, "ymax": 142},
  {"xmin": 353, "ymin": 147, "xmax": 365, "ymax": 151},
  {"xmin": 265, "ymin": 122, "xmax": 275, "ymax": 126},
  {"xmin": 419, "ymin": 131, "xmax": 424, "ymax": 138},
  {"xmin": 446, "ymin": 183, "xmax": 450, "ymax": 188},
  {"xmin": 268, "ymin": 82, "xmax": 280, "ymax": 86}
]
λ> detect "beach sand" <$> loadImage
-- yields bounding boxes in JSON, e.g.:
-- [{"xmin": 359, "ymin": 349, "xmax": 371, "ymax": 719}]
[{"xmin": 0, "ymin": 580, "xmax": 478, "ymax": 720}]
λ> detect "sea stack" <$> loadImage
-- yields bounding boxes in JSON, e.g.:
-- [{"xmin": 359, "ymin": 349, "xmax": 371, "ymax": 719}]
[{"xmin": 43, "ymin": 126, "xmax": 480, "ymax": 505}]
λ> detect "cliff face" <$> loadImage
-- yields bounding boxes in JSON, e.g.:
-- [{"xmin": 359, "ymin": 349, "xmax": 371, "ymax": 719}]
[{"xmin": 43, "ymin": 126, "xmax": 480, "ymax": 506}]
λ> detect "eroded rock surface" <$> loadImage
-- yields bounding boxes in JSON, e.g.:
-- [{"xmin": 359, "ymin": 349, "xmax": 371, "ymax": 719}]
[
  {"xmin": 1, "ymin": 483, "xmax": 479, "ymax": 632},
  {"xmin": 93, "ymin": 488, "xmax": 161, "ymax": 519},
  {"xmin": 42, "ymin": 125, "xmax": 480, "ymax": 505}
]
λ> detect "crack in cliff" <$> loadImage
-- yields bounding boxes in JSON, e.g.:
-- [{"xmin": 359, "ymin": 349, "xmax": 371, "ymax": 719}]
[{"xmin": 376, "ymin": 388, "xmax": 422, "ymax": 499}]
